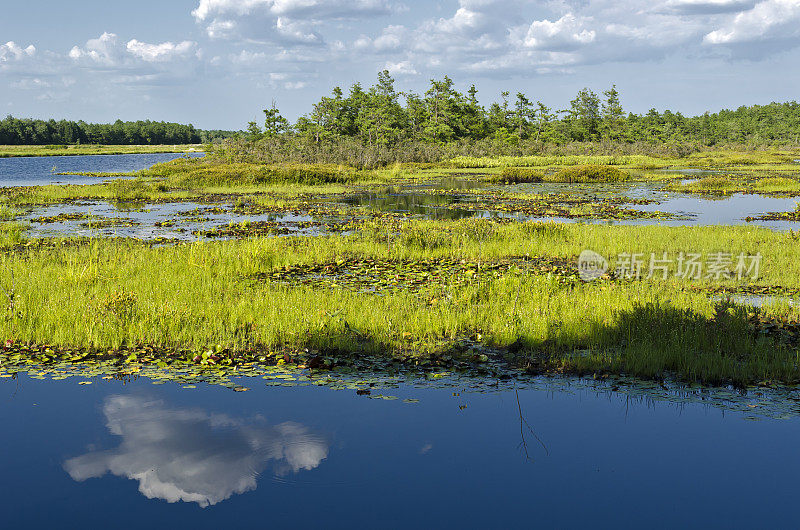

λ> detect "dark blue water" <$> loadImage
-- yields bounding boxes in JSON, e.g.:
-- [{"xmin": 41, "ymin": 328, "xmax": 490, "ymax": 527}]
[
  {"xmin": 0, "ymin": 152, "xmax": 205, "ymax": 187},
  {"xmin": 2, "ymin": 373, "xmax": 798, "ymax": 528}
]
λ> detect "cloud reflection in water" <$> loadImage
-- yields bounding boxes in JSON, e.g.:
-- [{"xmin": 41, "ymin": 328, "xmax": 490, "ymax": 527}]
[{"xmin": 64, "ymin": 395, "xmax": 328, "ymax": 507}]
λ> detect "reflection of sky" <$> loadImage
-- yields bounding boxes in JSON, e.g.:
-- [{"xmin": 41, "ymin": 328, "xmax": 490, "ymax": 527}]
[
  {"xmin": 6, "ymin": 374, "xmax": 800, "ymax": 527},
  {"xmin": 0, "ymin": 152, "xmax": 204, "ymax": 187},
  {"xmin": 63, "ymin": 395, "xmax": 328, "ymax": 507}
]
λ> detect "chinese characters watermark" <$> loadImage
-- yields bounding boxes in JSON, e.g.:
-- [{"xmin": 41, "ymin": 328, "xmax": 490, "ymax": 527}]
[{"xmin": 578, "ymin": 251, "xmax": 762, "ymax": 281}]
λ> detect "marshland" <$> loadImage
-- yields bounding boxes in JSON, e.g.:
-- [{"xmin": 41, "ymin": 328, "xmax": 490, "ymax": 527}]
[{"xmin": 5, "ymin": 74, "xmax": 800, "ymax": 526}]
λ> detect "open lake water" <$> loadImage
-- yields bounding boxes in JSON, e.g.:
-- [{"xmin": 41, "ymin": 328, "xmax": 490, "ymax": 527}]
[
  {"xmin": 3, "ymin": 372, "xmax": 800, "ymax": 528},
  {"xmin": 0, "ymin": 152, "xmax": 205, "ymax": 187}
]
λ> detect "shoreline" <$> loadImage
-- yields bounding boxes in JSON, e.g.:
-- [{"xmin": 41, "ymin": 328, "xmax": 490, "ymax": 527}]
[{"xmin": 0, "ymin": 144, "xmax": 205, "ymax": 158}]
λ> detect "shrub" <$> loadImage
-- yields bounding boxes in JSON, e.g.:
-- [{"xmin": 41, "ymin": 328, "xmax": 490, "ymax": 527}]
[
  {"xmin": 678, "ymin": 176, "xmax": 740, "ymax": 194},
  {"xmin": 141, "ymin": 158, "xmax": 363, "ymax": 188},
  {"xmin": 490, "ymin": 167, "xmax": 544, "ymax": 184},
  {"xmin": 753, "ymin": 177, "xmax": 800, "ymax": 190},
  {"xmin": 546, "ymin": 165, "xmax": 629, "ymax": 183}
]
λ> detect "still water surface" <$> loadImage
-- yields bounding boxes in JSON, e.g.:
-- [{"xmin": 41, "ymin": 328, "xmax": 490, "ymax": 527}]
[
  {"xmin": 0, "ymin": 152, "xmax": 204, "ymax": 187},
  {"xmin": 1, "ymin": 373, "xmax": 799, "ymax": 528}
]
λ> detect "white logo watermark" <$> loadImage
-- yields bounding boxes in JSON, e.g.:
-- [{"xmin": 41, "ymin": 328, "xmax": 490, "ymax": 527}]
[
  {"xmin": 578, "ymin": 251, "xmax": 762, "ymax": 281},
  {"xmin": 578, "ymin": 250, "xmax": 609, "ymax": 281}
]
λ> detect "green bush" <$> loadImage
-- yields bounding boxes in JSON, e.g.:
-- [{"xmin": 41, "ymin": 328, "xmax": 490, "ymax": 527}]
[
  {"xmin": 143, "ymin": 158, "xmax": 363, "ymax": 187},
  {"xmin": 668, "ymin": 176, "xmax": 741, "ymax": 194},
  {"xmin": 490, "ymin": 167, "xmax": 544, "ymax": 184},
  {"xmin": 546, "ymin": 165, "xmax": 629, "ymax": 183},
  {"xmin": 753, "ymin": 177, "xmax": 800, "ymax": 191}
]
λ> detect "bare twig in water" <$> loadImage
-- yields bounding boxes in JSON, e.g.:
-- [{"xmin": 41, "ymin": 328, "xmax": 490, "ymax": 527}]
[{"xmin": 516, "ymin": 389, "xmax": 549, "ymax": 460}]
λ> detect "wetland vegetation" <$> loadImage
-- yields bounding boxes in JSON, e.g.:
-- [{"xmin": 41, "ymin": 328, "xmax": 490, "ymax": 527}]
[{"xmin": 4, "ymin": 73, "xmax": 800, "ymax": 394}]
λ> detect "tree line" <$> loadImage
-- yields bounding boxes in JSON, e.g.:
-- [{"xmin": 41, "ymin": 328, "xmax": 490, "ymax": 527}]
[
  {"xmin": 247, "ymin": 71, "xmax": 800, "ymax": 147},
  {"xmin": 0, "ymin": 117, "xmax": 239, "ymax": 145}
]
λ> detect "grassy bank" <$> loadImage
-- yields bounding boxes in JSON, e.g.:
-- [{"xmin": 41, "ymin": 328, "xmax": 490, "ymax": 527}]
[
  {"xmin": 668, "ymin": 176, "xmax": 800, "ymax": 195},
  {"xmin": 0, "ymin": 158, "xmax": 380, "ymax": 206},
  {"xmin": 0, "ymin": 220, "xmax": 798, "ymax": 387},
  {"xmin": 0, "ymin": 144, "xmax": 205, "ymax": 158}
]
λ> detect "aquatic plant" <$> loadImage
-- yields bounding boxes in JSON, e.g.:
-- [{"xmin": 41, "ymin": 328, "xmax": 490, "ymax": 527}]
[
  {"xmin": 668, "ymin": 176, "xmax": 741, "ymax": 195},
  {"xmin": 546, "ymin": 165, "xmax": 629, "ymax": 183},
  {"xmin": 491, "ymin": 167, "xmax": 544, "ymax": 184},
  {"xmin": 752, "ymin": 177, "xmax": 800, "ymax": 192},
  {"xmin": 448, "ymin": 155, "xmax": 667, "ymax": 170}
]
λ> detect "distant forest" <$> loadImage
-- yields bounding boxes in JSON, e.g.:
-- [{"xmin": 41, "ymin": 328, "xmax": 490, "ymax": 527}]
[
  {"xmin": 247, "ymin": 71, "xmax": 800, "ymax": 147},
  {"xmin": 6, "ymin": 71, "xmax": 798, "ymax": 149},
  {"xmin": 0, "ymin": 117, "xmax": 239, "ymax": 145}
]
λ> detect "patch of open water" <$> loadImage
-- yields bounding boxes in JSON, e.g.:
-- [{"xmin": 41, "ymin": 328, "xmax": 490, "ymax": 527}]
[
  {"xmin": 0, "ymin": 152, "xmax": 205, "ymax": 187},
  {"xmin": 2, "ymin": 372, "xmax": 800, "ymax": 527},
  {"xmin": 484, "ymin": 180, "xmax": 800, "ymax": 229},
  {"xmin": 21, "ymin": 187, "xmax": 800, "ymax": 242}
]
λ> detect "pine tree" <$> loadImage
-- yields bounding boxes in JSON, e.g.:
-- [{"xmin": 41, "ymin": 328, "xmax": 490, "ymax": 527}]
[{"xmin": 601, "ymin": 85, "xmax": 625, "ymax": 141}]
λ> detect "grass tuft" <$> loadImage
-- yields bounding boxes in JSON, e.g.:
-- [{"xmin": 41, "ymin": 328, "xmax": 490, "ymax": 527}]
[
  {"xmin": 490, "ymin": 167, "xmax": 544, "ymax": 184},
  {"xmin": 545, "ymin": 165, "xmax": 629, "ymax": 183}
]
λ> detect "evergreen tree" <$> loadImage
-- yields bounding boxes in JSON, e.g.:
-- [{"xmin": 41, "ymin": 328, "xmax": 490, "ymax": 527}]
[
  {"xmin": 514, "ymin": 92, "xmax": 534, "ymax": 139},
  {"xmin": 601, "ymin": 85, "xmax": 625, "ymax": 141},
  {"xmin": 567, "ymin": 88, "xmax": 601, "ymax": 141},
  {"xmin": 263, "ymin": 102, "xmax": 291, "ymax": 137}
]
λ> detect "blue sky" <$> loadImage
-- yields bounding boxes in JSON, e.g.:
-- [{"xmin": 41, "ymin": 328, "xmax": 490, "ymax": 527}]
[{"xmin": 2, "ymin": 0, "xmax": 800, "ymax": 129}]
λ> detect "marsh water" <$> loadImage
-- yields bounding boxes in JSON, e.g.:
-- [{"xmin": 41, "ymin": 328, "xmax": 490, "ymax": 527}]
[
  {"xmin": 13, "ymin": 181, "xmax": 800, "ymax": 243},
  {"xmin": 0, "ymin": 152, "xmax": 205, "ymax": 186},
  {"xmin": 4, "ymin": 371, "xmax": 800, "ymax": 527},
  {"xmin": 3, "ymin": 154, "xmax": 800, "ymax": 526}
]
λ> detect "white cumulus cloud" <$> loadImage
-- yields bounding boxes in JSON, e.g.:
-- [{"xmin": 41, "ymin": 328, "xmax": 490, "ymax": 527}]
[
  {"xmin": 524, "ymin": 14, "xmax": 596, "ymax": 51},
  {"xmin": 68, "ymin": 32, "xmax": 124, "ymax": 66},
  {"xmin": 192, "ymin": 0, "xmax": 393, "ymax": 43},
  {"xmin": 69, "ymin": 33, "xmax": 200, "ymax": 66},
  {"xmin": 704, "ymin": 0, "xmax": 800, "ymax": 44},
  {"xmin": 385, "ymin": 59, "xmax": 418, "ymax": 75},
  {"xmin": 0, "ymin": 41, "xmax": 36, "ymax": 63},
  {"xmin": 126, "ymin": 40, "xmax": 198, "ymax": 62}
]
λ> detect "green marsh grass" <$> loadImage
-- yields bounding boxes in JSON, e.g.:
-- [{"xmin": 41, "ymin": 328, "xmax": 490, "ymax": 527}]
[
  {"xmin": 668, "ymin": 176, "xmax": 741, "ymax": 194},
  {"xmin": 0, "ymin": 157, "xmax": 379, "ymax": 207},
  {"xmin": 1, "ymin": 221, "xmax": 799, "ymax": 386},
  {"xmin": 448, "ymin": 154, "xmax": 672, "ymax": 170},
  {"xmin": 139, "ymin": 158, "xmax": 367, "ymax": 187},
  {"xmin": 668, "ymin": 176, "xmax": 800, "ymax": 195},
  {"xmin": 490, "ymin": 167, "xmax": 544, "ymax": 184},
  {"xmin": 545, "ymin": 165, "xmax": 629, "ymax": 183},
  {"xmin": 752, "ymin": 177, "xmax": 800, "ymax": 193}
]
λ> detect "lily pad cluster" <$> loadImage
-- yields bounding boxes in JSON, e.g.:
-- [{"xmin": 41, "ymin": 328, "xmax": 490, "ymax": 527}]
[
  {"xmin": 4, "ymin": 347, "xmax": 800, "ymax": 421},
  {"xmin": 80, "ymin": 217, "xmax": 141, "ymax": 228},
  {"xmin": 196, "ymin": 219, "xmax": 356, "ymax": 238},
  {"xmin": 31, "ymin": 212, "xmax": 92, "ymax": 224},
  {"xmin": 259, "ymin": 255, "xmax": 580, "ymax": 293}
]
